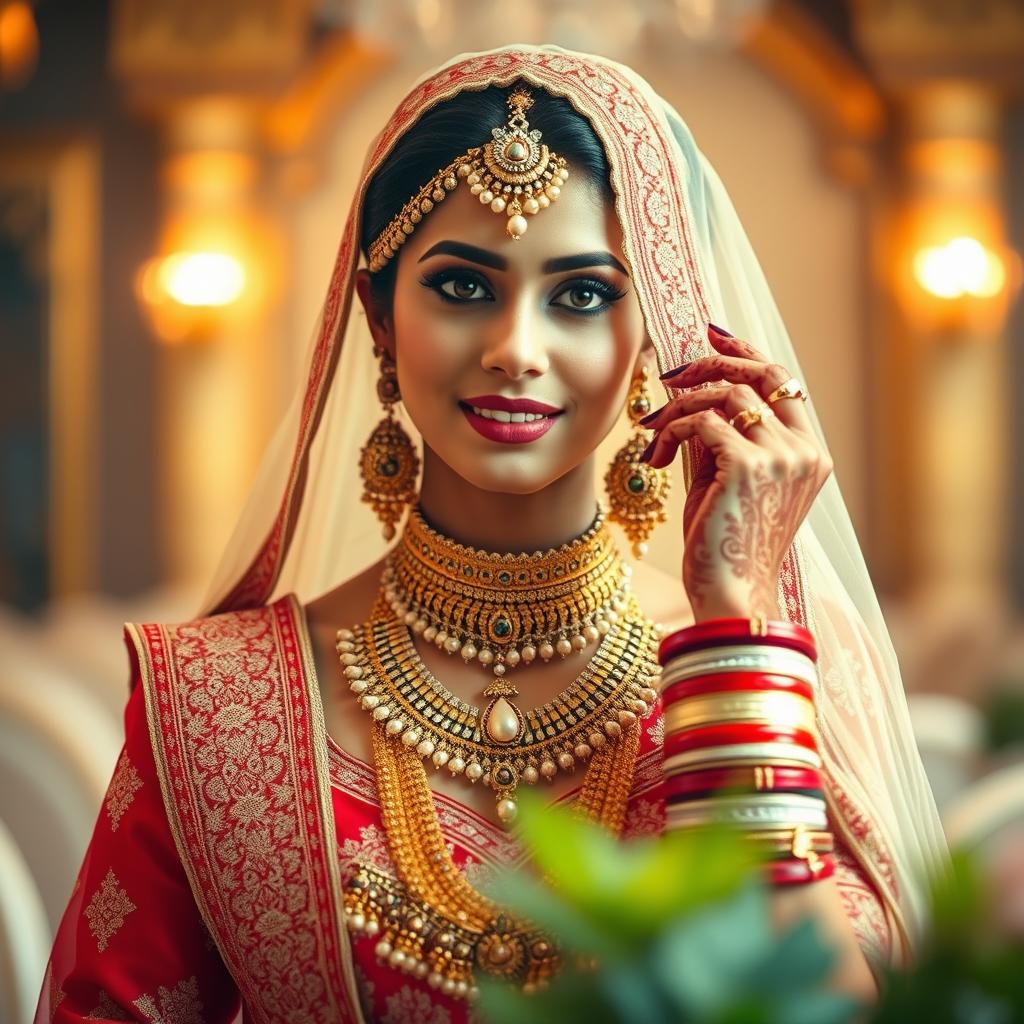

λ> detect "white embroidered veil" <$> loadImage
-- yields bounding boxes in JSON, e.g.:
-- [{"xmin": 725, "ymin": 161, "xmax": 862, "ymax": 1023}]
[{"xmin": 195, "ymin": 44, "xmax": 949, "ymax": 969}]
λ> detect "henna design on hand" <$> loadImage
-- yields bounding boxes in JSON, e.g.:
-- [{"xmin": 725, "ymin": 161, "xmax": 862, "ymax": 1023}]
[{"xmin": 719, "ymin": 464, "xmax": 810, "ymax": 619}]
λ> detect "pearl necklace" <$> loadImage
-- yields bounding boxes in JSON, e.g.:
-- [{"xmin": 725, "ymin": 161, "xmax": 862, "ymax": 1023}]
[{"xmin": 338, "ymin": 600, "xmax": 659, "ymax": 826}]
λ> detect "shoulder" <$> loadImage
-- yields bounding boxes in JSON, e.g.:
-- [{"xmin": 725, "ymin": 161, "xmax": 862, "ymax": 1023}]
[
  {"xmin": 628, "ymin": 558, "xmax": 694, "ymax": 635},
  {"xmin": 304, "ymin": 556, "xmax": 389, "ymax": 636}
]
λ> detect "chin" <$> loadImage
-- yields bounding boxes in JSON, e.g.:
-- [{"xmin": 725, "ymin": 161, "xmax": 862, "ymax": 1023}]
[{"xmin": 444, "ymin": 452, "xmax": 570, "ymax": 496}]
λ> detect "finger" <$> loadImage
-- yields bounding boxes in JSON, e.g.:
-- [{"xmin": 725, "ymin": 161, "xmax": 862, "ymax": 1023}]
[
  {"xmin": 664, "ymin": 356, "xmax": 814, "ymax": 436},
  {"xmin": 720, "ymin": 385, "xmax": 781, "ymax": 446},
  {"xmin": 641, "ymin": 408, "xmax": 755, "ymax": 470},
  {"xmin": 707, "ymin": 323, "xmax": 770, "ymax": 363},
  {"xmin": 639, "ymin": 384, "xmax": 735, "ymax": 430},
  {"xmin": 643, "ymin": 383, "xmax": 791, "ymax": 446}
]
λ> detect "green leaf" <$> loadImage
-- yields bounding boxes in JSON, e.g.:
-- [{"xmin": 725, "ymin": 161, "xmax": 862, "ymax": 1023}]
[
  {"xmin": 501, "ymin": 793, "xmax": 759, "ymax": 942},
  {"xmin": 482, "ymin": 868, "xmax": 626, "ymax": 960},
  {"xmin": 477, "ymin": 972, "xmax": 612, "ymax": 1024},
  {"xmin": 743, "ymin": 917, "xmax": 838, "ymax": 995},
  {"xmin": 651, "ymin": 882, "xmax": 773, "ymax": 1016}
]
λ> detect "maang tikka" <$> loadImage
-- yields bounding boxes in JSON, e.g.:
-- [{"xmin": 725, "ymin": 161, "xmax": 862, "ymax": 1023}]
[
  {"xmin": 368, "ymin": 88, "xmax": 569, "ymax": 272},
  {"xmin": 359, "ymin": 347, "xmax": 420, "ymax": 540},
  {"xmin": 605, "ymin": 366, "xmax": 671, "ymax": 558}
]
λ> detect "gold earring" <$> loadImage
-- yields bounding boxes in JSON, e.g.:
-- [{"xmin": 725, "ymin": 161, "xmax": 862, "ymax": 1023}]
[
  {"xmin": 359, "ymin": 348, "xmax": 420, "ymax": 541},
  {"xmin": 604, "ymin": 365, "xmax": 670, "ymax": 558}
]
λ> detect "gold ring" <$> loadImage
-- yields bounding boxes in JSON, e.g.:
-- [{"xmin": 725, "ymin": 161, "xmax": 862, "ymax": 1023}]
[
  {"xmin": 765, "ymin": 377, "xmax": 808, "ymax": 406},
  {"xmin": 728, "ymin": 403, "xmax": 775, "ymax": 433}
]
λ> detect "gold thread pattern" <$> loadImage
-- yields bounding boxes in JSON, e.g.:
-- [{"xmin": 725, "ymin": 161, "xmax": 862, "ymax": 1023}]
[
  {"xmin": 128, "ymin": 600, "xmax": 365, "ymax": 1024},
  {"xmin": 132, "ymin": 975, "xmax": 205, "ymax": 1024},
  {"xmin": 84, "ymin": 868, "xmax": 136, "ymax": 953},
  {"xmin": 85, "ymin": 991, "xmax": 132, "ymax": 1020},
  {"xmin": 104, "ymin": 749, "xmax": 143, "ymax": 832}
]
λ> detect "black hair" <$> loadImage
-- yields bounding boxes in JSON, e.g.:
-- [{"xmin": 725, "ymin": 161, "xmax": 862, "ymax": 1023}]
[{"xmin": 361, "ymin": 83, "xmax": 613, "ymax": 306}]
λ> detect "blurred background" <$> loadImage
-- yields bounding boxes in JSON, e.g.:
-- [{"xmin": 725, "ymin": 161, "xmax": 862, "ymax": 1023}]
[{"xmin": 2, "ymin": 0, "xmax": 1024, "ymax": 1019}]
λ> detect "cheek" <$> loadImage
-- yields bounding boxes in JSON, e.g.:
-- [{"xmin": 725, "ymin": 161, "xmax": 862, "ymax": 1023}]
[
  {"xmin": 560, "ymin": 316, "xmax": 641, "ymax": 419},
  {"xmin": 391, "ymin": 288, "xmax": 467, "ymax": 395}
]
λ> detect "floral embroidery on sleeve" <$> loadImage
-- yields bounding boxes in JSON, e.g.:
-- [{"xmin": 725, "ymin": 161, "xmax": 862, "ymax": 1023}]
[
  {"xmin": 381, "ymin": 985, "xmax": 452, "ymax": 1024},
  {"xmin": 133, "ymin": 975, "xmax": 204, "ymax": 1024},
  {"xmin": 85, "ymin": 990, "xmax": 132, "ymax": 1019},
  {"xmin": 85, "ymin": 869, "xmax": 136, "ymax": 952},
  {"xmin": 105, "ymin": 750, "xmax": 144, "ymax": 832}
]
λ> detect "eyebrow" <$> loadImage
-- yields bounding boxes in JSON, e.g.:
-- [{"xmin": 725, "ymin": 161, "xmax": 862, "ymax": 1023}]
[{"xmin": 417, "ymin": 240, "xmax": 628, "ymax": 276}]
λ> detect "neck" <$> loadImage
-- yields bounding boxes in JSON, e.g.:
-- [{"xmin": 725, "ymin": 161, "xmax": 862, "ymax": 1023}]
[{"xmin": 416, "ymin": 447, "xmax": 599, "ymax": 552}]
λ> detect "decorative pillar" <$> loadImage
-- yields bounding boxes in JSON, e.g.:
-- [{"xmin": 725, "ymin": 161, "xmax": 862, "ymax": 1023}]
[
  {"xmin": 853, "ymin": 0, "xmax": 1023, "ymax": 602},
  {"xmin": 111, "ymin": 0, "xmax": 308, "ymax": 587}
]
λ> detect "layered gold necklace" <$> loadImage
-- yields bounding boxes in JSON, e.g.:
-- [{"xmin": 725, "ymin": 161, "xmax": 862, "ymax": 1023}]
[
  {"xmin": 382, "ymin": 505, "xmax": 633, "ymax": 681},
  {"xmin": 337, "ymin": 507, "xmax": 661, "ymax": 999}
]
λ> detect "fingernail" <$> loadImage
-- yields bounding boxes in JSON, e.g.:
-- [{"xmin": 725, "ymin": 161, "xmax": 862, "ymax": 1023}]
[
  {"xmin": 659, "ymin": 361, "xmax": 692, "ymax": 381},
  {"xmin": 708, "ymin": 322, "xmax": 733, "ymax": 338},
  {"xmin": 639, "ymin": 404, "xmax": 665, "ymax": 426},
  {"xmin": 639, "ymin": 438, "xmax": 657, "ymax": 462}
]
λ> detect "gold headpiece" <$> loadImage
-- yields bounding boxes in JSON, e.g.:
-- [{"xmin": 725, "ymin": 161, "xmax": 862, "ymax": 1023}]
[{"xmin": 368, "ymin": 88, "xmax": 570, "ymax": 273}]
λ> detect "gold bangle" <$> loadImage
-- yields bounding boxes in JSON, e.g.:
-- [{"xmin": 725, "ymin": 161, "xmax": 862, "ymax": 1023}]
[
  {"xmin": 664, "ymin": 691, "xmax": 815, "ymax": 732},
  {"xmin": 743, "ymin": 828, "xmax": 833, "ymax": 844}
]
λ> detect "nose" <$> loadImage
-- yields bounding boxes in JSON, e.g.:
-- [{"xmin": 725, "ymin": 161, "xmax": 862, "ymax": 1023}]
[{"xmin": 480, "ymin": 298, "xmax": 549, "ymax": 379}]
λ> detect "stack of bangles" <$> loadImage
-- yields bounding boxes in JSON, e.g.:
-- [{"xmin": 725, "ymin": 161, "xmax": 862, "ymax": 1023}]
[{"xmin": 658, "ymin": 617, "xmax": 835, "ymax": 886}]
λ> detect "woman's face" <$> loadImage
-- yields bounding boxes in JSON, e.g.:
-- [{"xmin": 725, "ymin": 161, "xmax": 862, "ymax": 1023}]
[{"xmin": 360, "ymin": 173, "xmax": 650, "ymax": 495}]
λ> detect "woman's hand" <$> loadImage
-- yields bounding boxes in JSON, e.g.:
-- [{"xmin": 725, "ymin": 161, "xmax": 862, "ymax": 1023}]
[{"xmin": 639, "ymin": 324, "xmax": 833, "ymax": 623}]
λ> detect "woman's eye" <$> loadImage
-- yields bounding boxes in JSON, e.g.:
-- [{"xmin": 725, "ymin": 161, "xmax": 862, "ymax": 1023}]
[
  {"xmin": 439, "ymin": 276, "xmax": 488, "ymax": 301},
  {"xmin": 553, "ymin": 285, "xmax": 609, "ymax": 312}
]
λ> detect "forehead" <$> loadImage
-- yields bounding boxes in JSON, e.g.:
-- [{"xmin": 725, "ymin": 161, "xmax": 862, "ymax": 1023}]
[{"xmin": 398, "ymin": 174, "xmax": 626, "ymax": 274}]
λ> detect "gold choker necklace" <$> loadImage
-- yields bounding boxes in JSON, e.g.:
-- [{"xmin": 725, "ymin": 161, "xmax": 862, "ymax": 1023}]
[{"xmin": 382, "ymin": 505, "xmax": 632, "ymax": 685}]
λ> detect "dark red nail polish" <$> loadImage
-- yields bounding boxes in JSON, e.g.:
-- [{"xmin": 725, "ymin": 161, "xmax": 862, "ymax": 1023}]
[
  {"xmin": 639, "ymin": 404, "xmax": 665, "ymax": 426},
  {"xmin": 639, "ymin": 438, "xmax": 657, "ymax": 462},
  {"xmin": 708, "ymin": 322, "xmax": 733, "ymax": 338},
  {"xmin": 659, "ymin": 361, "xmax": 692, "ymax": 381}
]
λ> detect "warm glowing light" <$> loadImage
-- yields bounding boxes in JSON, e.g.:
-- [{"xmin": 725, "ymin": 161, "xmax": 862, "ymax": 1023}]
[
  {"xmin": 0, "ymin": 0, "xmax": 39, "ymax": 88},
  {"xmin": 913, "ymin": 236, "xmax": 1006, "ymax": 300},
  {"xmin": 158, "ymin": 252, "xmax": 246, "ymax": 307}
]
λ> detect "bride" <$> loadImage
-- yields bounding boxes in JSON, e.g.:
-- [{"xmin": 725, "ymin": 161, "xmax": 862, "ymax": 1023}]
[{"xmin": 36, "ymin": 45, "xmax": 947, "ymax": 1023}]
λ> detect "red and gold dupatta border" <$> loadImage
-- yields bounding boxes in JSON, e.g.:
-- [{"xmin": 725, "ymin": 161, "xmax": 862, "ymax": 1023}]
[
  {"xmin": 826, "ymin": 777, "xmax": 912, "ymax": 965},
  {"xmin": 125, "ymin": 596, "xmax": 365, "ymax": 1024}
]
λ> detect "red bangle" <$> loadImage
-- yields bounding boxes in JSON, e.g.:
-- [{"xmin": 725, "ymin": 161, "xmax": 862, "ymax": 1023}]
[
  {"xmin": 764, "ymin": 855, "xmax": 835, "ymax": 886},
  {"xmin": 663, "ymin": 723, "xmax": 819, "ymax": 760},
  {"xmin": 661, "ymin": 672, "xmax": 815, "ymax": 708},
  {"xmin": 659, "ymin": 618, "xmax": 817, "ymax": 666},
  {"xmin": 663, "ymin": 765, "xmax": 823, "ymax": 801}
]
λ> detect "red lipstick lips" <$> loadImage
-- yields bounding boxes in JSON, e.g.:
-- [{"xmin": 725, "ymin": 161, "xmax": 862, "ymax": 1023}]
[{"xmin": 459, "ymin": 394, "xmax": 563, "ymax": 444}]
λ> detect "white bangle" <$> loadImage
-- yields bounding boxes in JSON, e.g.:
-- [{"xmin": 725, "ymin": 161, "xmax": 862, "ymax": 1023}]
[
  {"xmin": 660, "ymin": 644, "xmax": 819, "ymax": 692},
  {"xmin": 663, "ymin": 742, "xmax": 822, "ymax": 774},
  {"xmin": 667, "ymin": 801, "xmax": 828, "ymax": 830}
]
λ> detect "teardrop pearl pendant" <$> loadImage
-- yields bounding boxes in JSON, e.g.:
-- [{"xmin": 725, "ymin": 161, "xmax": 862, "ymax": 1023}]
[{"xmin": 482, "ymin": 682, "xmax": 525, "ymax": 745}]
